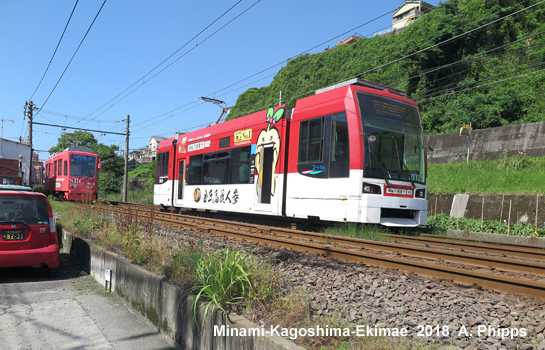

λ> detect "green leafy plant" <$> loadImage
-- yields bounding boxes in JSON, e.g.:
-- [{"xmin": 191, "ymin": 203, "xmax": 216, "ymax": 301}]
[
  {"xmin": 190, "ymin": 247, "xmax": 255, "ymax": 328},
  {"xmin": 169, "ymin": 241, "xmax": 258, "ymax": 328},
  {"xmin": 427, "ymin": 213, "xmax": 544, "ymax": 236}
]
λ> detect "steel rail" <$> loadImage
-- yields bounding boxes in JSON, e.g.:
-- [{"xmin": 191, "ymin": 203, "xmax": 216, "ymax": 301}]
[
  {"xmin": 421, "ymin": 233, "xmax": 545, "ymax": 251},
  {"xmin": 98, "ymin": 205, "xmax": 545, "ymax": 276},
  {"xmin": 388, "ymin": 234, "xmax": 545, "ymax": 260},
  {"xmin": 93, "ymin": 203, "xmax": 545, "ymax": 298},
  {"xmin": 150, "ymin": 215, "xmax": 545, "ymax": 299}
]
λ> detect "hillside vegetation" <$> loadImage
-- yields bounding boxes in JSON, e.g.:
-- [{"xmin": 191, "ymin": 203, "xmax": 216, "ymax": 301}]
[{"xmin": 227, "ymin": 0, "xmax": 545, "ymax": 135}]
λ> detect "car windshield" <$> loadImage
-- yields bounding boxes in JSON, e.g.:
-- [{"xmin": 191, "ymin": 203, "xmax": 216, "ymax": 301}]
[
  {"xmin": 357, "ymin": 92, "xmax": 426, "ymax": 184},
  {"xmin": 70, "ymin": 155, "xmax": 96, "ymax": 178},
  {"xmin": 0, "ymin": 196, "xmax": 50, "ymax": 225}
]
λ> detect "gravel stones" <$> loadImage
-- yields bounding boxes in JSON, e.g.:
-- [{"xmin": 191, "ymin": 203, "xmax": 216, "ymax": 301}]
[
  {"xmin": 270, "ymin": 252, "xmax": 543, "ymax": 349},
  {"xmin": 157, "ymin": 225, "xmax": 544, "ymax": 349}
]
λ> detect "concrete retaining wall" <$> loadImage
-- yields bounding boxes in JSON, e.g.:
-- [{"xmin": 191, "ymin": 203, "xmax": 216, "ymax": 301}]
[
  {"xmin": 426, "ymin": 121, "xmax": 545, "ymax": 164},
  {"xmin": 428, "ymin": 193, "xmax": 545, "ymax": 227},
  {"xmin": 445, "ymin": 229, "xmax": 545, "ymax": 247},
  {"xmin": 61, "ymin": 230, "xmax": 305, "ymax": 350}
]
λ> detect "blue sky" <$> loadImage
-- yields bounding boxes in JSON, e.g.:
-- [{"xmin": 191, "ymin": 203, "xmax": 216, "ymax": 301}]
[{"xmin": 0, "ymin": 0, "xmax": 440, "ymax": 161}]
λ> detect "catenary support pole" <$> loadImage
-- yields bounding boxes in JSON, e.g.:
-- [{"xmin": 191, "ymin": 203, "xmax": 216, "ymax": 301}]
[{"xmin": 122, "ymin": 115, "xmax": 130, "ymax": 203}]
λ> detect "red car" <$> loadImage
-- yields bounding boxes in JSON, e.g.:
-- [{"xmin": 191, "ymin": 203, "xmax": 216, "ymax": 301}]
[{"xmin": 0, "ymin": 185, "xmax": 59, "ymax": 277}]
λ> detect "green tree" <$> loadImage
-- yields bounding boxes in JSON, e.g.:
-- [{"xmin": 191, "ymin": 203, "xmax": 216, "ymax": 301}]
[
  {"xmin": 48, "ymin": 131, "xmax": 99, "ymax": 154},
  {"xmin": 94, "ymin": 144, "xmax": 124, "ymax": 195}
]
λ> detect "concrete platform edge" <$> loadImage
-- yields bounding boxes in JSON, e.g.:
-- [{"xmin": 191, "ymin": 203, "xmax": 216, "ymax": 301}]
[{"xmin": 61, "ymin": 228, "xmax": 306, "ymax": 350}]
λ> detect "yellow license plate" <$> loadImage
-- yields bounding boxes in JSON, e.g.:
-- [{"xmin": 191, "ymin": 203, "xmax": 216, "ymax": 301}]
[{"xmin": 2, "ymin": 230, "xmax": 25, "ymax": 241}]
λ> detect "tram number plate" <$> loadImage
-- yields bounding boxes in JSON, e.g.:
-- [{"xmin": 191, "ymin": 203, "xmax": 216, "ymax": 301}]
[
  {"xmin": 386, "ymin": 188, "xmax": 413, "ymax": 196},
  {"xmin": 2, "ymin": 230, "xmax": 25, "ymax": 241}
]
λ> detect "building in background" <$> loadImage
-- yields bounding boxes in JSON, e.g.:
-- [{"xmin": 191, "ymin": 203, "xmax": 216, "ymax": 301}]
[
  {"xmin": 128, "ymin": 146, "xmax": 150, "ymax": 169},
  {"xmin": 148, "ymin": 136, "xmax": 165, "ymax": 160},
  {"xmin": 0, "ymin": 138, "xmax": 31, "ymax": 186},
  {"xmin": 392, "ymin": 1, "xmax": 436, "ymax": 33},
  {"xmin": 128, "ymin": 135, "xmax": 176, "ymax": 170}
]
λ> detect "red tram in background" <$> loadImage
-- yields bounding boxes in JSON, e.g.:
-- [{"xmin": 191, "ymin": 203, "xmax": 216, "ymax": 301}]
[
  {"xmin": 154, "ymin": 79, "xmax": 428, "ymax": 227},
  {"xmin": 44, "ymin": 146, "xmax": 99, "ymax": 201}
]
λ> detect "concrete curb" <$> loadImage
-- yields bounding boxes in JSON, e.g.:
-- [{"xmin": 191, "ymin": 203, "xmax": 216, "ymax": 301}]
[
  {"xmin": 61, "ymin": 229, "xmax": 306, "ymax": 350},
  {"xmin": 445, "ymin": 229, "xmax": 545, "ymax": 247}
]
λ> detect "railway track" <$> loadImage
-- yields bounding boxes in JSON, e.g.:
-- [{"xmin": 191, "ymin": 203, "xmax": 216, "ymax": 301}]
[{"xmin": 92, "ymin": 201, "xmax": 545, "ymax": 299}]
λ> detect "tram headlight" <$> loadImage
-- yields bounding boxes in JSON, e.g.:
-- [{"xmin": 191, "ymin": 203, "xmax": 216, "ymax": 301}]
[
  {"xmin": 415, "ymin": 189, "xmax": 426, "ymax": 198},
  {"xmin": 362, "ymin": 183, "xmax": 381, "ymax": 194}
]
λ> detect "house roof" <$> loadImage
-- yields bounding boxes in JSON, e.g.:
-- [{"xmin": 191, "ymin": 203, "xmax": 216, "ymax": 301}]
[
  {"xmin": 393, "ymin": 1, "xmax": 435, "ymax": 17},
  {"xmin": 149, "ymin": 136, "xmax": 166, "ymax": 143},
  {"xmin": 129, "ymin": 146, "xmax": 148, "ymax": 154}
]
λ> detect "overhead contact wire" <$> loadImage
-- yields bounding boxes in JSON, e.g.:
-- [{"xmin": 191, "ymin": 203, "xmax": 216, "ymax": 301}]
[
  {"xmin": 35, "ymin": 0, "xmax": 108, "ymax": 117},
  {"xmin": 28, "ymin": 0, "xmax": 79, "ymax": 102}
]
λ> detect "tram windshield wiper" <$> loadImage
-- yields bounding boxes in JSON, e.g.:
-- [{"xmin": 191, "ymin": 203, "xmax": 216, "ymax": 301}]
[
  {"xmin": 391, "ymin": 134, "xmax": 416, "ymax": 189},
  {"xmin": 365, "ymin": 132, "xmax": 392, "ymax": 188}
]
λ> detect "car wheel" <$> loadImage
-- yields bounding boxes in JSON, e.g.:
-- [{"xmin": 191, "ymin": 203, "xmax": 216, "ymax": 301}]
[{"xmin": 47, "ymin": 267, "xmax": 58, "ymax": 278}]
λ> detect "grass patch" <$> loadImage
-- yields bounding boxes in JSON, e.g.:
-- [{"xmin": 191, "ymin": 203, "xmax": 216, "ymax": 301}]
[
  {"xmin": 428, "ymin": 155, "xmax": 545, "ymax": 194},
  {"xmin": 323, "ymin": 223, "xmax": 389, "ymax": 242},
  {"xmin": 99, "ymin": 189, "xmax": 154, "ymax": 205}
]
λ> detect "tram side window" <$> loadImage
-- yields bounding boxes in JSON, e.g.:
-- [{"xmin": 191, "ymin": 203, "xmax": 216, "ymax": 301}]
[
  {"xmin": 64, "ymin": 160, "xmax": 68, "ymax": 176},
  {"xmin": 298, "ymin": 113, "xmax": 350, "ymax": 178},
  {"xmin": 329, "ymin": 113, "xmax": 350, "ymax": 178},
  {"xmin": 187, "ymin": 155, "xmax": 203, "ymax": 185},
  {"xmin": 299, "ymin": 117, "xmax": 325, "ymax": 163},
  {"xmin": 204, "ymin": 152, "xmax": 229, "ymax": 184},
  {"xmin": 155, "ymin": 151, "xmax": 170, "ymax": 184},
  {"xmin": 54, "ymin": 160, "xmax": 57, "ymax": 176},
  {"xmin": 230, "ymin": 146, "xmax": 251, "ymax": 184}
]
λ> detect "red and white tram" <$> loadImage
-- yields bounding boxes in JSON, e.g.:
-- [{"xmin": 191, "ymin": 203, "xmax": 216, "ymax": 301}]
[
  {"xmin": 45, "ymin": 146, "xmax": 99, "ymax": 201},
  {"xmin": 154, "ymin": 79, "xmax": 428, "ymax": 226}
]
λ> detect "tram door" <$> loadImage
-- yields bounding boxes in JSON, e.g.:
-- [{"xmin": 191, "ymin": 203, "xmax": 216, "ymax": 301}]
[
  {"xmin": 260, "ymin": 147, "xmax": 274, "ymax": 204},
  {"xmin": 177, "ymin": 160, "xmax": 185, "ymax": 200}
]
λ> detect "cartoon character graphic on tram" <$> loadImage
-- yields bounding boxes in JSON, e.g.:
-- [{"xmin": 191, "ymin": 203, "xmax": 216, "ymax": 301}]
[{"xmin": 254, "ymin": 107, "xmax": 284, "ymax": 202}]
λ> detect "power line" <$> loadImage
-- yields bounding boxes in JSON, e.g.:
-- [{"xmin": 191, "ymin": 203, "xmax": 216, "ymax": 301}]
[
  {"xmin": 35, "ymin": 0, "xmax": 107, "ymax": 116},
  {"xmin": 77, "ymin": 4, "xmax": 403, "ymax": 137},
  {"xmin": 44, "ymin": 1, "xmax": 545, "ymax": 148},
  {"xmin": 342, "ymin": 0, "xmax": 545, "ymax": 85},
  {"xmin": 385, "ymin": 30, "xmax": 545, "ymax": 90},
  {"xmin": 269, "ymin": 0, "xmax": 545, "ymax": 112},
  {"xmin": 130, "ymin": 6, "xmax": 398, "ymax": 131},
  {"xmin": 28, "ymin": 0, "xmax": 79, "ymax": 101},
  {"xmin": 80, "ymin": 0, "xmax": 251, "ymax": 126},
  {"xmin": 413, "ymin": 55, "xmax": 545, "ymax": 101},
  {"xmin": 40, "ymin": 109, "xmax": 118, "ymax": 123},
  {"xmin": 416, "ymin": 64, "xmax": 545, "ymax": 104}
]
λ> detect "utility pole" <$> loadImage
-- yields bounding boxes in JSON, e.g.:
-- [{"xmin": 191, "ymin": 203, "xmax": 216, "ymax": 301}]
[
  {"xmin": 122, "ymin": 115, "xmax": 130, "ymax": 203},
  {"xmin": 25, "ymin": 101, "xmax": 37, "ymax": 187},
  {"xmin": 0, "ymin": 118, "xmax": 14, "ymax": 149}
]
